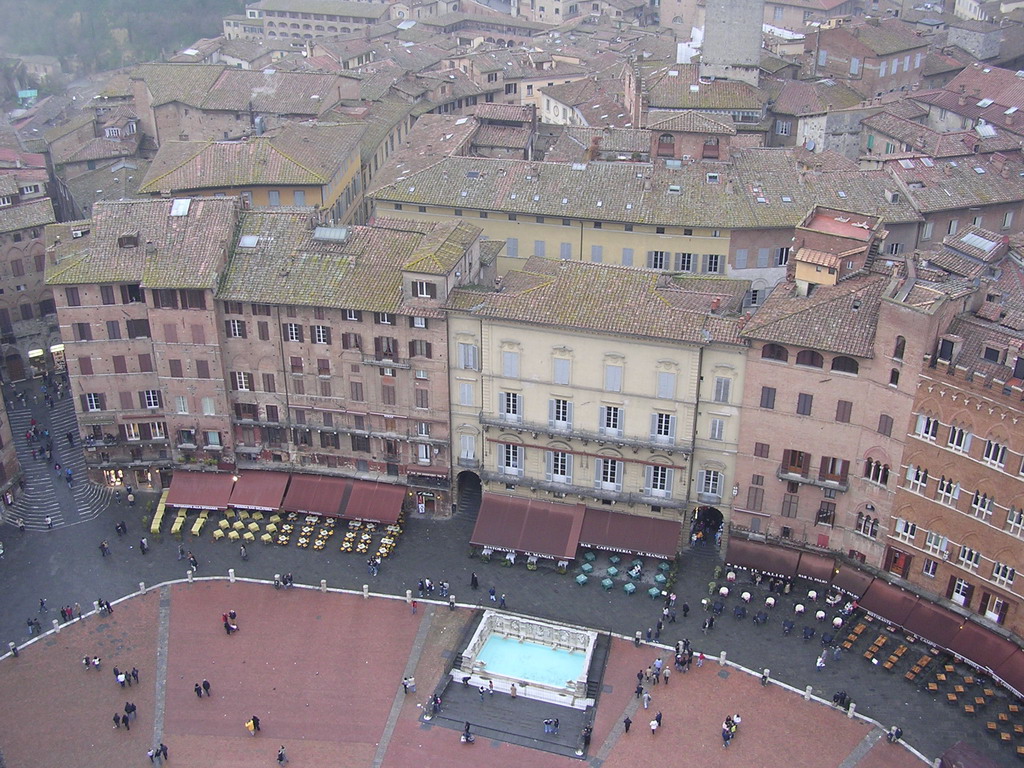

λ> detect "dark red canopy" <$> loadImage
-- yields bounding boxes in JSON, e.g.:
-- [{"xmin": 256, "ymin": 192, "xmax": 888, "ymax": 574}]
[
  {"xmin": 579, "ymin": 508, "xmax": 681, "ymax": 560},
  {"xmin": 165, "ymin": 471, "xmax": 235, "ymax": 510},
  {"xmin": 471, "ymin": 493, "xmax": 585, "ymax": 560}
]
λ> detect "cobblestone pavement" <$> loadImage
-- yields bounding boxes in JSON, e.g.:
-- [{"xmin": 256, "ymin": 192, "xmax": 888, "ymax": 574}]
[{"xmin": 0, "ymin": 496, "xmax": 1015, "ymax": 765}]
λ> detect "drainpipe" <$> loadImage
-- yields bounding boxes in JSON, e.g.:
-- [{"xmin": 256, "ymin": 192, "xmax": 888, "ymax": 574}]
[{"xmin": 274, "ymin": 305, "xmax": 292, "ymax": 461}]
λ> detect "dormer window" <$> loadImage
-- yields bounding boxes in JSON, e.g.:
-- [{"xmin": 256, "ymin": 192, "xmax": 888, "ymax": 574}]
[
  {"xmin": 105, "ymin": 126, "xmax": 120, "ymax": 138},
  {"xmin": 125, "ymin": 121, "xmax": 137, "ymax": 135},
  {"xmin": 0, "ymin": 195, "xmax": 11, "ymax": 208},
  {"xmin": 117, "ymin": 232, "xmax": 139, "ymax": 248}
]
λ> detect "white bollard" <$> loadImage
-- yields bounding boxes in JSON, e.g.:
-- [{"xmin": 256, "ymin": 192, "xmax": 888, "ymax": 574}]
[
  {"xmin": 848, "ymin": 702, "xmax": 856, "ymax": 719},
  {"xmin": 804, "ymin": 685, "xmax": 812, "ymax": 701},
  {"xmin": 228, "ymin": 568, "xmax": 235, "ymax": 583},
  {"xmin": 8, "ymin": 641, "xmax": 17, "ymax": 657},
  {"xmin": 52, "ymin": 618, "xmax": 60, "ymax": 634},
  {"xmin": 363, "ymin": 584, "xmax": 369, "ymax": 599},
  {"xmin": 320, "ymin": 579, "xmax": 327, "ymax": 593},
  {"xmin": 406, "ymin": 589, "xmax": 412, "ymax": 604},
  {"xmin": 139, "ymin": 581, "xmax": 146, "ymax": 594},
  {"xmin": 187, "ymin": 569, "xmax": 194, "ymax": 583},
  {"xmin": 719, "ymin": 651, "xmax": 726, "ymax": 666}
]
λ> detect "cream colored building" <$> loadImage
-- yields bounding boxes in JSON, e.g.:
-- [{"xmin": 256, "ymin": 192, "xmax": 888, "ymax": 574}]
[{"xmin": 447, "ymin": 257, "xmax": 747, "ymax": 559}]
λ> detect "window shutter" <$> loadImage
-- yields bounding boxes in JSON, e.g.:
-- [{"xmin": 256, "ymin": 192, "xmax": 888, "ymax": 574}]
[
  {"xmin": 665, "ymin": 468, "xmax": 674, "ymax": 494},
  {"xmin": 140, "ymin": 423, "xmax": 152, "ymax": 440},
  {"xmin": 281, "ymin": 323, "xmax": 288, "ymax": 341},
  {"xmin": 697, "ymin": 470, "xmax": 706, "ymax": 493},
  {"xmin": 979, "ymin": 592, "xmax": 990, "ymax": 616},
  {"xmin": 668, "ymin": 415, "xmax": 676, "ymax": 440},
  {"xmin": 157, "ymin": 391, "xmax": 164, "ymax": 409},
  {"xmin": 599, "ymin": 406, "xmax": 607, "ymax": 430},
  {"xmin": 566, "ymin": 402, "xmax": 573, "ymax": 425},
  {"xmin": 962, "ymin": 433, "xmax": 973, "ymax": 453},
  {"xmin": 916, "ymin": 414, "xmax": 927, "ymax": 434},
  {"xmin": 408, "ymin": 341, "xmax": 416, "ymax": 358},
  {"xmin": 80, "ymin": 394, "xmax": 88, "ymax": 411},
  {"xmin": 945, "ymin": 575, "xmax": 957, "ymax": 599},
  {"xmin": 548, "ymin": 399, "xmax": 556, "ymax": 427},
  {"xmin": 650, "ymin": 413, "xmax": 658, "ymax": 439},
  {"xmin": 99, "ymin": 394, "xmax": 106, "ymax": 410},
  {"xmin": 499, "ymin": 392, "xmax": 507, "ymax": 413},
  {"xmin": 424, "ymin": 342, "xmax": 432, "ymax": 359},
  {"xmin": 230, "ymin": 374, "xmax": 238, "ymax": 391},
  {"xmin": 998, "ymin": 600, "xmax": 1009, "ymax": 624},
  {"xmin": 224, "ymin": 320, "xmax": 232, "ymax": 337},
  {"xmin": 545, "ymin": 451, "xmax": 553, "ymax": 480},
  {"xmin": 240, "ymin": 322, "xmax": 247, "ymax": 339},
  {"xmin": 138, "ymin": 392, "xmax": 147, "ymax": 409},
  {"xmin": 594, "ymin": 459, "xmax": 603, "ymax": 484},
  {"xmin": 565, "ymin": 454, "xmax": 573, "ymax": 479},
  {"xmin": 963, "ymin": 583, "xmax": 974, "ymax": 608},
  {"xmin": 118, "ymin": 424, "xmax": 129, "ymax": 441},
  {"xmin": 644, "ymin": 465, "xmax": 653, "ymax": 491}
]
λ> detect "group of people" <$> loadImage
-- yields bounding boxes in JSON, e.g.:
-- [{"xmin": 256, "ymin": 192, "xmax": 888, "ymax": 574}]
[
  {"xmin": 721, "ymin": 713, "xmax": 741, "ymax": 747},
  {"xmin": 112, "ymin": 702, "xmax": 138, "ymax": 731},
  {"xmin": 417, "ymin": 578, "xmax": 450, "ymax": 598},
  {"xmin": 222, "ymin": 609, "xmax": 239, "ymax": 634},
  {"xmin": 113, "ymin": 665, "xmax": 140, "ymax": 688}
]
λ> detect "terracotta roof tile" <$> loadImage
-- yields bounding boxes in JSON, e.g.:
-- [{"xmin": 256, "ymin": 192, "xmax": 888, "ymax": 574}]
[{"xmin": 0, "ymin": 198, "xmax": 55, "ymax": 235}]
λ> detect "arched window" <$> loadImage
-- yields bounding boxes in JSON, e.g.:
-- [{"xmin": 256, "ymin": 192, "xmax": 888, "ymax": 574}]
[
  {"xmin": 889, "ymin": 369, "xmax": 900, "ymax": 386},
  {"xmin": 864, "ymin": 459, "xmax": 889, "ymax": 486},
  {"xmin": 893, "ymin": 336, "xmax": 906, "ymax": 361},
  {"xmin": 795, "ymin": 350, "xmax": 823, "ymax": 368},
  {"xmin": 659, "ymin": 133, "xmax": 674, "ymax": 145},
  {"xmin": 831, "ymin": 356, "xmax": 859, "ymax": 374},
  {"xmin": 761, "ymin": 343, "xmax": 788, "ymax": 362}
]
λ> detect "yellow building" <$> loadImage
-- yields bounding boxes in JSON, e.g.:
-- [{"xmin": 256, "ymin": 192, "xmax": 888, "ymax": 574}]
[
  {"xmin": 447, "ymin": 257, "xmax": 747, "ymax": 561},
  {"xmin": 138, "ymin": 122, "xmax": 365, "ymax": 224}
]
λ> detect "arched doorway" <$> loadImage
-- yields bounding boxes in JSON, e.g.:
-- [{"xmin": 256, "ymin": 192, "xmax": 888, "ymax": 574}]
[
  {"xmin": 693, "ymin": 505, "xmax": 724, "ymax": 545},
  {"xmin": 456, "ymin": 470, "xmax": 482, "ymax": 518}
]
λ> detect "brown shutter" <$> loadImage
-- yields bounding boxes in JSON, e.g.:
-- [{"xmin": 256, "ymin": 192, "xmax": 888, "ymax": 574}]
[{"xmin": 946, "ymin": 575, "xmax": 957, "ymax": 599}]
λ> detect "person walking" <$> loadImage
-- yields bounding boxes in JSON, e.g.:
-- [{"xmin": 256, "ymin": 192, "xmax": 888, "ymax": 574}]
[
  {"xmin": 45, "ymin": 516, "xmax": 52, "ymax": 529},
  {"xmin": 132, "ymin": 667, "xmax": 139, "ymax": 684},
  {"xmin": 194, "ymin": 683, "xmax": 203, "ymax": 698},
  {"xmin": 188, "ymin": 552, "xmax": 198, "ymax": 570},
  {"xmin": 488, "ymin": 587, "xmax": 496, "ymax": 602},
  {"xmin": 140, "ymin": 538, "xmax": 149, "ymax": 555},
  {"xmin": 277, "ymin": 746, "xmax": 289, "ymax": 764},
  {"xmin": 470, "ymin": 572, "xmax": 479, "ymax": 590},
  {"xmin": 177, "ymin": 543, "xmax": 185, "ymax": 561},
  {"xmin": 655, "ymin": 712, "xmax": 662, "ymax": 727},
  {"xmin": 99, "ymin": 540, "xmax": 109, "ymax": 557},
  {"xmin": 649, "ymin": 719, "xmax": 659, "ymax": 735},
  {"xmin": 411, "ymin": 600, "xmax": 417, "ymax": 615},
  {"xmin": 202, "ymin": 679, "xmax": 211, "ymax": 697},
  {"xmin": 623, "ymin": 716, "xmax": 632, "ymax": 733},
  {"xmin": 499, "ymin": 594, "xmax": 507, "ymax": 609},
  {"xmin": 663, "ymin": 667, "xmax": 671, "ymax": 685},
  {"xmin": 113, "ymin": 713, "xmax": 122, "ymax": 729},
  {"xmin": 160, "ymin": 744, "xmax": 168, "ymax": 760},
  {"xmin": 642, "ymin": 691, "xmax": 652, "ymax": 709}
]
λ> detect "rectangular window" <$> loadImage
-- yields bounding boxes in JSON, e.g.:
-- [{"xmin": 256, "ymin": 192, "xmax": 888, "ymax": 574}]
[
  {"xmin": 878, "ymin": 414, "xmax": 893, "ymax": 437},
  {"xmin": 596, "ymin": 458, "xmax": 623, "ymax": 491},
  {"xmin": 703, "ymin": 254, "xmax": 722, "ymax": 274},
  {"xmin": 816, "ymin": 501, "xmax": 836, "ymax": 526},
  {"xmin": 175, "ymin": 396, "xmax": 188, "ymax": 414},
  {"xmin": 796, "ymin": 393, "xmax": 813, "ymax": 416},
  {"xmin": 78, "ymin": 356, "xmax": 94, "ymax": 376},
  {"xmin": 138, "ymin": 354, "xmax": 153, "ymax": 373},
  {"xmin": 604, "ymin": 364, "xmax": 623, "ymax": 392},
  {"xmin": 106, "ymin": 320, "xmax": 121, "ymax": 340},
  {"xmin": 499, "ymin": 392, "xmax": 522, "ymax": 422},
  {"xmin": 549, "ymin": 398, "xmax": 572, "ymax": 430},
  {"xmin": 502, "ymin": 350, "xmax": 520, "ymax": 378},
  {"xmin": 65, "ymin": 287, "xmax": 81, "ymax": 307},
  {"xmin": 600, "ymin": 405, "xmax": 623, "ymax": 437},
  {"xmin": 233, "ymin": 371, "xmax": 252, "ymax": 391},
  {"xmin": 647, "ymin": 465, "xmax": 673, "ymax": 497},
  {"xmin": 458, "ymin": 343, "xmax": 479, "ymax": 370},
  {"xmin": 936, "ymin": 476, "xmax": 960, "ymax": 506},
  {"xmin": 74, "ymin": 322, "xmax": 92, "ymax": 341},
  {"xmin": 709, "ymin": 417, "xmax": 724, "ymax": 441},
  {"xmin": 382, "ymin": 385, "xmax": 396, "ymax": 406},
  {"xmin": 647, "ymin": 250, "xmax": 669, "ymax": 270},
  {"xmin": 656, "ymin": 371, "xmax": 676, "ymax": 399},
  {"xmin": 700, "ymin": 470, "xmax": 722, "ymax": 498},
  {"xmin": 409, "ymin": 340, "xmax": 432, "ymax": 359},
  {"xmin": 893, "ymin": 517, "xmax": 917, "ymax": 542},
  {"xmin": 142, "ymin": 389, "xmax": 162, "ymax": 409},
  {"xmin": 760, "ymin": 387, "xmax": 776, "ymax": 409},
  {"xmin": 412, "ymin": 281, "xmax": 437, "ymax": 298},
  {"xmin": 754, "ymin": 442, "xmax": 770, "ymax": 458},
  {"xmin": 257, "ymin": 321, "xmax": 269, "ymax": 341},
  {"xmin": 651, "ymin": 412, "xmax": 675, "ymax": 443},
  {"xmin": 85, "ymin": 393, "xmax": 103, "ymax": 412},
  {"xmin": 112, "ymin": 356, "xmax": 127, "ymax": 374},
  {"xmin": 459, "ymin": 435, "xmax": 476, "ymax": 460},
  {"xmin": 458, "ymin": 383, "xmax": 474, "ymax": 407},
  {"xmin": 921, "ymin": 221, "xmax": 934, "ymax": 241},
  {"xmin": 499, "ymin": 443, "xmax": 523, "ymax": 476},
  {"xmin": 781, "ymin": 493, "xmax": 798, "ymax": 518},
  {"xmin": 268, "ymin": 190, "xmax": 281, "ymax": 207},
  {"xmin": 349, "ymin": 381, "xmax": 364, "ymax": 401},
  {"xmin": 836, "ymin": 400, "xmax": 853, "ymax": 423},
  {"xmin": 284, "ymin": 323, "xmax": 303, "ymax": 342},
  {"xmin": 1006, "ymin": 508, "xmax": 1024, "ymax": 537},
  {"xmin": 970, "ymin": 491, "xmax": 993, "ymax": 520},
  {"xmin": 313, "ymin": 325, "xmax": 331, "ymax": 345},
  {"xmin": 553, "ymin": 357, "xmax": 571, "ymax": 385},
  {"xmin": 414, "ymin": 389, "xmax": 429, "ymax": 409},
  {"xmin": 547, "ymin": 450, "xmax": 573, "ymax": 484},
  {"xmin": 713, "ymin": 377, "xmax": 731, "ymax": 403},
  {"xmin": 100, "ymin": 285, "xmax": 115, "ymax": 305},
  {"xmin": 958, "ymin": 546, "xmax": 981, "ymax": 570},
  {"xmin": 201, "ymin": 398, "xmax": 216, "ymax": 416},
  {"xmin": 922, "ymin": 559, "xmax": 937, "ymax": 577},
  {"xmin": 226, "ymin": 319, "xmax": 247, "ymax": 338},
  {"xmin": 993, "ymin": 562, "xmax": 1016, "ymax": 587},
  {"xmin": 126, "ymin": 319, "xmax": 150, "ymax": 339}
]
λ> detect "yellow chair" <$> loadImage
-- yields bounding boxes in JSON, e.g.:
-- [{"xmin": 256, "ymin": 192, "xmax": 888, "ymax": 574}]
[
  {"xmin": 218, "ymin": 519, "xmax": 230, "ymax": 530},
  {"xmin": 213, "ymin": 529, "xmax": 225, "ymax": 541},
  {"xmin": 252, "ymin": 512, "xmax": 264, "ymax": 521},
  {"xmin": 269, "ymin": 514, "xmax": 282, "ymax": 524},
  {"xmin": 238, "ymin": 510, "xmax": 250, "ymax": 521},
  {"xmin": 232, "ymin": 520, "xmax": 245, "ymax": 531},
  {"xmin": 260, "ymin": 533, "xmax": 273, "ymax": 545},
  {"xmin": 265, "ymin": 523, "xmax": 278, "ymax": 535},
  {"xmin": 224, "ymin": 510, "xmax": 235, "ymax": 520},
  {"xmin": 228, "ymin": 530, "xmax": 240, "ymax": 541},
  {"xmin": 248, "ymin": 522, "xmax": 260, "ymax": 534},
  {"xmin": 243, "ymin": 531, "xmax": 255, "ymax": 542}
]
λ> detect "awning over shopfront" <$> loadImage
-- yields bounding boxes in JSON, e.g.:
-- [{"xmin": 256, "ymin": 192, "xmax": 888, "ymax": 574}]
[
  {"xmin": 796, "ymin": 552, "xmax": 836, "ymax": 584},
  {"xmin": 344, "ymin": 481, "xmax": 406, "ymax": 524},
  {"xmin": 281, "ymin": 474, "xmax": 351, "ymax": 518},
  {"xmin": 950, "ymin": 621, "xmax": 1018, "ymax": 676},
  {"xmin": 831, "ymin": 565, "xmax": 875, "ymax": 598},
  {"xmin": 859, "ymin": 580, "xmax": 919, "ymax": 626},
  {"xmin": 724, "ymin": 538, "xmax": 799, "ymax": 577},
  {"xmin": 228, "ymin": 471, "xmax": 290, "ymax": 511},
  {"xmin": 902, "ymin": 600, "xmax": 964, "ymax": 650},
  {"xmin": 165, "ymin": 470, "xmax": 236, "ymax": 510},
  {"xmin": 993, "ymin": 649, "xmax": 1024, "ymax": 698},
  {"xmin": 578, "ymin": 508, "xmax": 682, "ymax": 560},
  {"xmin": 471, "ymin": 493, "xmax": 585, "ymax": 560}
]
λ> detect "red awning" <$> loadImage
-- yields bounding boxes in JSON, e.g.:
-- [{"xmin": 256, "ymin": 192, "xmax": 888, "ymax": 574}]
[
  {"xmin": 902, "ymin": 600, "xmax": 964, "ymax": 650},
  {"xmin": 993, "ymin": 649, "xmax": 1024, "ymax": 698},
  {"xmin": 796, "ymin": 552, "xmax": 836, "ymax": 584},
  {"xmin": 950, "ymin": 621, "xmax": 1019, "ymax": 676},
  {"xmin": 831, "ymin": 565, "xmax": 875, "ymax": 598},
  {"xmin": 859, "ymin": 580, "xmax": 919, "ymax": 625},
  {"xmin": 344, "ymin": 481, "xmax": 406, "ymax": 524},
  {"xmin": 724, "ymin": 538, "xmax": 799, "ymax": 577},
  {"xmin": 165, "ymin": 471, "xmax": 235, "ymax": 510},
  {"xmin": 228, "ymin": 470, "xmax": 290, "ymax": 511},
  {"xmin": 579, "ymin": 508, "xmax": 682, "ymax": 560},
  {"xmin": 470, "ymin": 493, "xmax": 585, "ymax": 560},
  {"xmin": 281, "ymin": 474, "xmax": 351, "ymax": 517}
]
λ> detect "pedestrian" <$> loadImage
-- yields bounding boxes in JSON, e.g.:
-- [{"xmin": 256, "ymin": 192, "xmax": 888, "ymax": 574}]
[
  {"xmin": 642, "ymin": 691, "xmax": 651, "ymax": 709},
  {"xmin": 177, "ymin": 543, "xmax": 185, "ymax": 560},
  {"xmin": 499, "ymin": 593, "xmax": 507, "ymax": 609},
  {"xmin": 722, "ymin": 726, "xmax": 731, "ymax": 748},
  {"xmin": 402, "ymin": 677, "xmax": 409, "ymax": 694},
  {"xmin": 128, "ymin": 493, "xmax": 136, "ymax": 507},
  {"xmin": 663, "ymin": 667, "xmax": 671, "ymax": 685},
  {"xmin": 682, "ymin": 602, "xmax": 690, "ymax": 618},
  {"xmin": 126, "ymin": 702, "xmax": 136, "ymax": 721},
  {"xmin": 816, "ymin": 652, "xmax": 826, "ymax": 670},
  {"xmin": 140, "ymin": 537, "xmax": 148, "ymax": 554},
  {"xmin": 67, "ymin": 431, "xmax": 74, "ymax": 445},
  {"xmin": 553, "ymin": 718, "xmax": 559, "ymax": 734},
  {"xmin": 246, "ymin": 719, "xmax": 256, "ymax": 737},
  {"xmin": 132, "ymin": 667, "xmax": 139, "ymax": 684},
  {"xmin": 488, "ymin": 587, "xmax": 496, "ymax": 602},
  {"xmin": 471, "ymin": 572, "xmax": 479, "ymax": 590},
  {"xmin": 636, "ymin": 670, "xmax": 644, "ymax": 684},
  {"xmin": 85, "ymin": 656, "xmax": 93, "ymax": 671},
  {"xmin": 833, "ymin": 645, "xmax": 842, "ymax": 661},
  {"xmin": 479, "ymin": 685, "xmax": 486, "ymax": 701},
  {"xmin": 202, "ymin": 679, "xmax": 210, "ymax": 697},
  {"xmin": 623, "ymin": 716, "xmax": 632, "ymax": 733},
  {"xmin": 510, "ymin": 683, "xmax": 517, "ymax": 699},
  {"xmin": 697, "ymin": 652, "xmax": 705, "ymax": 667},
  {"xmin": 99, "ymin": 540, "xmax": 109, "ymax": 557},
  {"xmin": 646, "ymin": 627, "xmax": 652, "ymax": 642},
  {"xmin": 39, "ymin": 597, "xmax": 47, "ymax": 612},
  {"xmin": 411, "ymin": 600, "xmax": 417, "ymax": 614},
  {"xmin": 635, "ymin": 683, "xmax": 643, "ymax": 699},
  {"xmin": 45, "ymin": 516, "xmax": 52, "ymax": 529},
  {"xmin": 188, "ymin": 552, "xmax": 197, "ymax": 570},
  {"xmin": 650, "ymin": 719, "xmax": 659, "ymax": 734},
  {"xmin": 17, "ymin": 518, "xmax": 25, "ymax": 533},
  {"xmin": 655, "ymin": 711, "xmax": 662, "ymax": 727},
  {"xmin": 543, "ymin": 718, "xmax": 552, "ymax": 733},
  {"xmin": 669, "ymin": 609, "xmax": 677, "ymax": 623},
  {"xmin": 194, "ymin": 683, "xmax": 202, "ymax": 698},
  {"xmin": 488, "ymin": 680, "xmax": 494, "ymax": 696},
  {"xmin": 74, "ymin": 602, "xmax": 81, "ymax": 619},
  {"xmin": 417, "ymin": 579, "xmax": 425, "ymax": 597},
  {"xmin": 160, "ymin": 744, "xmax": 168, "ymax": 760},
  {"xmin": 277, "ymin": 746, "xmax": 289, "ymax": 764},
  {"xmin": 113, "ymin": 713, "xmax": 122, "ymax": 729},
  {"xmin": 148, "ymin": 748, "xmax": 157, "ymax": 762},
  {"xmin": 118, "ymin": 671, "xmax": 127, "ymax": 687}
]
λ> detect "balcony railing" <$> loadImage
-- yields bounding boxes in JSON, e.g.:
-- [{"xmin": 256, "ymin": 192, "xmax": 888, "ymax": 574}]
[
  {"xmin": 361, "ymin": 354, "xmax": 411, "ymax": 369},
  {"xmin": 480, "ymin": 469, "xmax": 687, "ymax": 509},
  {"xmin": 776, "ymin": 465, "xmax": 849, "ymax": 493},
  {"xmin": 479, "ymin": 414, "xmax": 692, "ymax": 455}
]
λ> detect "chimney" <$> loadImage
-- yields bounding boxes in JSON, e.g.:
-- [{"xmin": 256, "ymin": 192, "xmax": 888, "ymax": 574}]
[
  {"xmin": 710, "ymin": 296, "xmax": 722, "ymax": 313},
  {"xmin": 958, "ymin": 85, "xmax": 967, "ymax": 106},
  {"xmin": 1007, "ymin": 112, "xmax": 1015, "ymax": 127},
  {"xmin": 943, "ymin": 164, "xmax": 953, "ymax": 176}
]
